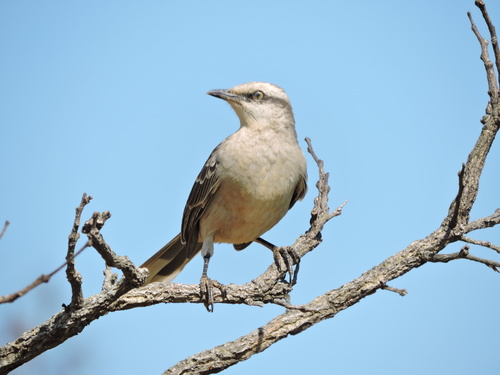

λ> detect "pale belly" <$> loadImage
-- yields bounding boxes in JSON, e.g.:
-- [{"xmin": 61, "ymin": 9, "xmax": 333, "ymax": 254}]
[{"xmin": 198, "ymin": 178, "xmax": 293, "ymax": 244}]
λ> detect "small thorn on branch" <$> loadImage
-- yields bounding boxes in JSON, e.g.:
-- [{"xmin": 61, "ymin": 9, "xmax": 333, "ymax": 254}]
[
  {"xmin": 0, "ymin": 220, "xmax": 10, "ymax": 240},
  {"xmin": 459, "ymin": 245, "xmax": 470, "ymax": 257},
  {"xmin": 381, "ymin": 284, "xmax": 408, "ymax": 297}
]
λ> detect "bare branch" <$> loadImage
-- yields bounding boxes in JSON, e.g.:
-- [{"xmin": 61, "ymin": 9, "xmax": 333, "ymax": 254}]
[
  {"xmin": 463, "ymin": 209, "xmax": 500, "ymax": 233},
  {"xmin": 468, "ymin": 8, "xmax": 499, "ymax": 100},
  {"xmin": 162, "ymin": 300, "xmax": 334, "ymax": 375},
  {"xmin": 461, "ymin": 235, "xmax": 500, "ymax": 253},
  {"xmin": 270, "ymin": 298, "xmax": 325, "ymax": 312},
  {"xmin": 474, "ymin": 0, "xmax": 500, "ymax": 85},
  {"xmin": 430, "ymin": 245, "xmax": 500, "ymax": 272},
  {"xmin": 83, "ymin": 211, "xmax": 148, "ymax": 287},
  {"xmin": 0, "ymin": 275, "xmax": 50, "ymax": 305},
  {"xmin": 381, "ymin": 284, "xmax": 408, "ymax": 296},
  {"xmin": 160, "ymin": 216, "xmax": 498, "ymax": 375},
  {"xmin": 304, "ymin": 137, "xmax": 344, "ymax": 225},
  {"xmin": 441, "ymin": 93, "xmax": 499, "ymax": 231},
  {"xmin": 438, "ymin": 6, "xmax": 500, "ymax": 234},
  {"xmin": 160, "ymin": 229, "xmax": 452, "ymax": 374},
  {"xmin": 66, "ymin": 193, "xmax": 92, "ymax": 308}
]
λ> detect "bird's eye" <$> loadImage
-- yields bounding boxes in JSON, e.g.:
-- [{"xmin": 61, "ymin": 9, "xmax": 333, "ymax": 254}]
[{"xmin": 252, "ymin": 90, "xmax": 265, "ymax": 101}]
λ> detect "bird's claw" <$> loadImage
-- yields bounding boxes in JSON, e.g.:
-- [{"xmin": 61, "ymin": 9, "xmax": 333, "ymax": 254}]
[
  {"xmin": 273, "ymin": 246, "xmax": 300, "ymax": 285},
  {"xmin": 200, "ymin": 276, "xmax": 226, "ymax": 312},
  {"xmin": 200, "ymin": 274, "xmax": 214, "ymax": 312}
]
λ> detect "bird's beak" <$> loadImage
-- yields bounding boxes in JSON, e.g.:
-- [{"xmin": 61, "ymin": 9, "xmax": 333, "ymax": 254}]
[{"xmin": 207, "ymin": 89, "xmax": 247, "ymax": 103}]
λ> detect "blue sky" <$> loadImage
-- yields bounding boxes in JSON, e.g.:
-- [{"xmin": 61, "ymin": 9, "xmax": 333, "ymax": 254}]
[{"xmin": 1, "ymin": 1, "xmax": 499, "ymax": 374}]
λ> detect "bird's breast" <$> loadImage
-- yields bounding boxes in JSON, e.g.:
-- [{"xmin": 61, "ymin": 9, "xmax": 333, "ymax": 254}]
[{"xmin": 199, "ymin": 129, "xmax": 306, "ymax": 244}]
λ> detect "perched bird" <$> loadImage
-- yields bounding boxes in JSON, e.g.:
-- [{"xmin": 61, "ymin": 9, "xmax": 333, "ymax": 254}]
[{"xmin": 141, "ymin": 82, "xmax": 307, "ymax": 310}]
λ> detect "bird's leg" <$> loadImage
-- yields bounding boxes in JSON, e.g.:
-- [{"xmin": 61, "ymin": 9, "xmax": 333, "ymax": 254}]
[
  {"xmin": 199, "ymin": 253, "xmax": 214, "ymax": 312},
  {"xmin": 199, "ymin": 234, "xmax": 219, "ymax": 312},
  {"xmin": 254, "ymin": 237, "xmax": 300, "ymax": 285}
]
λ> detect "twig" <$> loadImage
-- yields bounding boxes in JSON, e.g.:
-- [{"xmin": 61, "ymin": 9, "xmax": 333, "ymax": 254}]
[
  {"xmin": 468, "ymin": 8, "xmax": 499, "ymax": 100},
  {"xmin": 0, "ymin": 275, "xmax": 50, "ymax": 305},
  {"xmin": 84, "ymin": 211, "xmax": 147, "ymax": 287},
  {"xmin": 0, "ymin": 242, "xmax": 90, "ymax": 304},
  {"xmin": 474, "ymin": 0, "xmax": 500, "ymax": 85},
  {"xmin": 462, "ymin": 209, "xmax": 500, "ymax": 232},
  {"xmin": 66, "ymin": 193, "xmax": 92, "ymax": 308},
  {"xmin": 271, "ymin": 298, "xmax": 324, "ymax": 312},
  {"xmin": 461, "ymin": 235, "xmax": 500, "ymax": 253},
  {"xmin": 430, "ymin": 245, "xmax": 500, "ymax": 272},
  {"xmin": 305, "ymin": 136, "xmax": 325, "ymax": 173},
  {"xmin": 304, "ymin": 137, "xmax": 345, "ymax": 236},
  {"xmin": 0, "ymin": 220, "xmax": 9, "ymax": 240},
  {"xmin": 381, "ymin": 284, "xmax": 408, "ymax": 296}
]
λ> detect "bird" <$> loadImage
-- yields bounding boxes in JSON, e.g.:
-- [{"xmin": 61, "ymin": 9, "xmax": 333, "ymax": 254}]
[{"xmin": 140, "ymin": 82, "xmax": 307, "ymax": 311}]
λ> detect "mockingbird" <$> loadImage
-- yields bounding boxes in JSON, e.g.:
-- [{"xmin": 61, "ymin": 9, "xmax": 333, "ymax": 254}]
[{"xmin": 141, "ymin": 82, "xmax": 307, "ymax": 311}]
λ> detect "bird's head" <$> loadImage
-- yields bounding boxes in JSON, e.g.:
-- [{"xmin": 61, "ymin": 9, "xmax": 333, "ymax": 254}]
[{"xmin": 207, "ymin": 82, "xmax": 295, "ymax": 130}]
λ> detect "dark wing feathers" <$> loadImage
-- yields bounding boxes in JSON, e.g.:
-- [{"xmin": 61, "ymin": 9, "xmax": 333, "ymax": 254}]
[
  {"xmin": 181, "ymin": 145, "xmax": 221, "ymax": 258},
  {"xmin": 289, "ymin": 173, "xmax": 307, "ymax": 210}
]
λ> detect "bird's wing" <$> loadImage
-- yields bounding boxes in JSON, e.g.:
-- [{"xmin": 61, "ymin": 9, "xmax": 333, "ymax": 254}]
[
  {"xmin": 181, "ymin": 144, "xmax": 221, "ymax": 258},
  {"xmin": 289, "ymin": 172, "xmax": 308, "ymax": 209}
]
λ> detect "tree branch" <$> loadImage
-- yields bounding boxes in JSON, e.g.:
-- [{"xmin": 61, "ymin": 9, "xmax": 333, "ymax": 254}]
[
  {"xmin": 381, "ymin": 284, "xmax": 408, "ymax": 296},
  {"xmin": 65, "ymin": 193, "xmax": 92, "ymax": 308},
  {"xmin": 474, "ymin": 0, "xmax": 500, "ymax": 85},
  {"xmin": 468, "ymin": 10, "xmax": 499, "ymax": 101},
  {"xmin": 430, "ymin": 245, "xmax": 500, "ymax": 272},
  {"xmin": 83, "ymin": 211, "xmax": 148, "ymax": 288},
  {"xmin": 461, "ymin": 235, "xmax": 500, "ymax": 253}
]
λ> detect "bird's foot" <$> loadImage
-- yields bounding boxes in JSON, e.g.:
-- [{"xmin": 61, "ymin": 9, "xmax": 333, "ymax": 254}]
[
  {"xmin": 200, "ymin": 275, "xmax": 226, "ymax": 312},
  {"xmin": 273, "ymin": 246, "xmax": 300, "ymax": 285},
  {"xmin": 200, "ymin": 274, "xmax": 214, "ymax": 312}
]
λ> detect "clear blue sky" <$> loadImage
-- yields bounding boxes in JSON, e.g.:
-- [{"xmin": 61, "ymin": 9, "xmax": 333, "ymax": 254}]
[{"xmin": 1, "ymin": 1, "xmax": 499, "ymax": 374}]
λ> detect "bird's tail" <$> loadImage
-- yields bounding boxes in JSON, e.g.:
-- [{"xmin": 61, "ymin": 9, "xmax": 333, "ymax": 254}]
[{"xmin": 140, "ymin": 233, "xmax": 201, "ymax": 284}]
